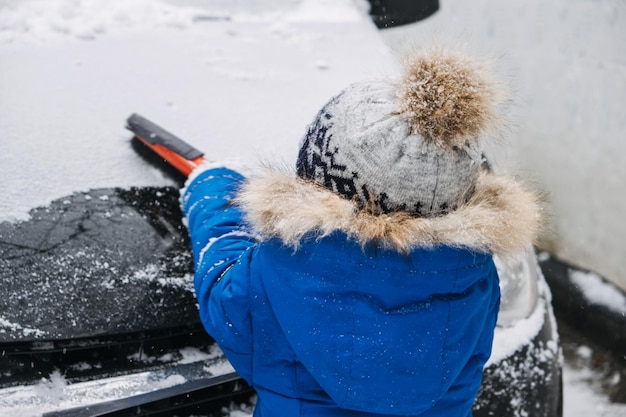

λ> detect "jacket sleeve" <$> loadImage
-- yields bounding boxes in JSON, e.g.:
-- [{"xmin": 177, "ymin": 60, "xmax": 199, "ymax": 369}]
[{"xmin": 180, "ymin": 167, "xmax": 257, "ymax": 381}]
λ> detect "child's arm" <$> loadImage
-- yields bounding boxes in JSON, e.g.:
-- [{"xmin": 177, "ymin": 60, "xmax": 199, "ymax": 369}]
[
  {"xmin": 181, "ymin": 166, "xmax": 257, "ymax": 380},
  {"xmin": 181, "ymin": 166, "xmax": 255, "ymax": 271}
]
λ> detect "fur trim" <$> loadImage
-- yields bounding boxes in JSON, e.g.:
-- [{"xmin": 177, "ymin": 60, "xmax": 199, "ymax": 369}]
[
  {"xmin": 235, "ymin": 170, "xmax": 543, "ymax": 259},
  {"xmin": 398, "ymin": 46, "xmax": 503, "ymax": 148}
]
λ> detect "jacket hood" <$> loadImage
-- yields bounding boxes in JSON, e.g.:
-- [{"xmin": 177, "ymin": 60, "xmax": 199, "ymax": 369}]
[
  {"xmin": 236, "ymin": 169, "xmax": 543, "ymax": 259},
  {"xmin": 255, "ymin": 239, "xmax": 500, "ymax": 414}
]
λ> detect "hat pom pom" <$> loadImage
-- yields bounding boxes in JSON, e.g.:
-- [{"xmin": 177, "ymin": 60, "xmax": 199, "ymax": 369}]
[{"xmin": 399, "ymin": 46, "xmax": 502, "ymax": 148}]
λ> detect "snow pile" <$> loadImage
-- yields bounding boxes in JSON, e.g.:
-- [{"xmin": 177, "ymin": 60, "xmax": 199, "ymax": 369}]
[
  {"xmin": 487, "ymin": 297, "xmax": 547, "ymax": 366},
  {"xmin": 278, "ymin": 0, "xmax": 364, "ymax": 23},
  {"xmin": 0, "ymin": 344, "xmax": 235, "ymax": 417},
  {"xmin": 570, "ymin": 269, "xmax": 626, "ymax": 315},
  {"xmin": 0, "ymin": 0, "xmax": 199, "ymax": 44},
  {"xmin": 106, "ymin": 263, "xmax": 195, "ymax": 294},
  {"xmin": 0, "ymin": 370, "xmax": 187, "ymax": 416},
  {"xmin": 0, "ymin": 317, "xmax": 46, "ymax": 339},
  {"xmin": 0, "ymin": 0, "xmax": 365, "ymax": 45},
  {"xmin": 563, "ymin": 345, "xmax": 626, "ymax": 417}
]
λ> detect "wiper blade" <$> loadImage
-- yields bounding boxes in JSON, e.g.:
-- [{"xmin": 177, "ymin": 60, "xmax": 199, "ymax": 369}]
[{"xmin": 43, "ymin": 371, "xmax": 254, "ymax": 417}]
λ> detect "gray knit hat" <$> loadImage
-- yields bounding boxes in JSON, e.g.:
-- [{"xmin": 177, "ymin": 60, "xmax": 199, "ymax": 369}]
[{"xmin": 296, "ymin": 47, "xmax": 502, "ymax": 217}]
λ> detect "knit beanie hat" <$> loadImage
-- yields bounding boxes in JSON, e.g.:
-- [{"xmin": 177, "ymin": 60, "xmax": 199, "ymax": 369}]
[{"xmin": 296, "ymin": 47, "xmax": 502, "ymax": 217}]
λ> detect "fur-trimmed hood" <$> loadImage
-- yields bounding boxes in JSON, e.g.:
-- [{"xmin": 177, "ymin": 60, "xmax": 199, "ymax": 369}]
[{"xmin": 235, "ymin": 169, "xmax": 543, "ymax": 259}]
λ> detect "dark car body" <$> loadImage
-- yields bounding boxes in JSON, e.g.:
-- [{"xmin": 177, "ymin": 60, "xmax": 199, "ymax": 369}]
[{"xmin": 1, "ymin": 183, "xmax": 562, "ymax": 416}]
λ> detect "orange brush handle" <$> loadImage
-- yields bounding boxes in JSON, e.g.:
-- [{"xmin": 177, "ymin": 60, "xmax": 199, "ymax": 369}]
[{"xmin": 135, "ymin": 135, "xmax": 205, "ymax": 177}]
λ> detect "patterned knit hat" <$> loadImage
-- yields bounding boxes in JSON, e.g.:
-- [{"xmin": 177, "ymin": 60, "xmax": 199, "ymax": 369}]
[{"xmin": 296, "ymin": 47, "xmax": 502, "ymax": 216}]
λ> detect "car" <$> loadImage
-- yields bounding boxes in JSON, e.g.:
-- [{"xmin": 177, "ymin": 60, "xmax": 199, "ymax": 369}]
[
  {"xmin": 476, "ymin": 252, "xmax": 562, "ymax": 417},
  {"xmin": 0, "ymin": 1, "xmax": 562, "ymax": 416},
  {"xmin": 0, "ymin": 173, "xmax": 562, "ymax": 417}
]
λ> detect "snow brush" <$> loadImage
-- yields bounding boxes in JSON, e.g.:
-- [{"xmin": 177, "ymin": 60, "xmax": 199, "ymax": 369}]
[{"xmin": 127, "ymin": 113, "xmax": 205, "ymax": 178}]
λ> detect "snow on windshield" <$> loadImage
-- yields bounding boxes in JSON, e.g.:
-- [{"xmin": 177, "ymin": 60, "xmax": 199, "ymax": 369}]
[{"xmin": 0, "ymin": 0, "xmax": 392, "ymax": 222}]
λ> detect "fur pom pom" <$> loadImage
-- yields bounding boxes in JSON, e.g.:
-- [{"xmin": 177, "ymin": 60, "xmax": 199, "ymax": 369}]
[{"xmin": 398, "ymin": 46, "xmax": 502, "ymax": 148}]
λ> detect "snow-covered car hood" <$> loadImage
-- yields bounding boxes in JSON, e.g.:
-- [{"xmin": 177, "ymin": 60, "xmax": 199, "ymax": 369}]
[{"xmin": 0, "ymin": 0, "xmax": 396, "ymax": 222}]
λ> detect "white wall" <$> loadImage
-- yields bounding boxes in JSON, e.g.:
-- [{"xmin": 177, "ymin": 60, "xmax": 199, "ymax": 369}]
[{"xmin": 379, "ymin": 0, "xmax": 626, "ymax": 290}]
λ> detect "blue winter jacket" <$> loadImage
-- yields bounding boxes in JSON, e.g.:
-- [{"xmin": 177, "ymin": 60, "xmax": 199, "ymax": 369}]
[{"xmin": 181, "ymin": 167, "xmax": 528, "ymax": 417}]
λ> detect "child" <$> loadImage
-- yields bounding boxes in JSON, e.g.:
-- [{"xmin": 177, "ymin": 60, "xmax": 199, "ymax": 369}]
[{"xmin": 181, "ymin": 47, "xmax": 542, "ymax": 416}]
